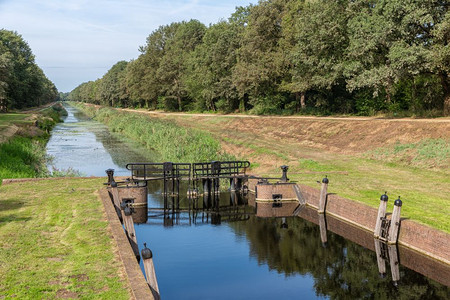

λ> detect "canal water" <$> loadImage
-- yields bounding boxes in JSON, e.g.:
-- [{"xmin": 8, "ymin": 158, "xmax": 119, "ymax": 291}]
[{"xmin": 47, "ymin": 104, "xmax": 450, "ymax": 299}]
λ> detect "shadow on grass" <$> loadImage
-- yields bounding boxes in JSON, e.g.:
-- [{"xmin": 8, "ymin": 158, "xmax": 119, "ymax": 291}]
[
  {"xmin": 0, "ymin": 198, "xmax": 26, "ymax": 212},
  {"xmin": 0, "ymin": 214, "xmax": 31, "ymax": 225}
]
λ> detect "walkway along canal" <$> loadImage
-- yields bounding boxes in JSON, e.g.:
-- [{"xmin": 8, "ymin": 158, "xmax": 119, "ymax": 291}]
[{"xmin": 48, "ymin": 104, "xmax": 449, "ymax": 299}]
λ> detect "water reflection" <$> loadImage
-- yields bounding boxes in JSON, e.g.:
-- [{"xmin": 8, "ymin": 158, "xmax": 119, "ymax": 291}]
[
  {"xmin": 132, "ymin": 182, "xmax": 449, "ymax": 299},
  {"xmin": 46, "ymin": 103, "xmax": 152, "ymax": 176}
]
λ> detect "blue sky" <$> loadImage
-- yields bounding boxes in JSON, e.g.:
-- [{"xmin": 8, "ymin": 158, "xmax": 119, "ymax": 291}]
[{"xmin": 0, "ymin": 0, "xmax": 254, "ymax": 92}]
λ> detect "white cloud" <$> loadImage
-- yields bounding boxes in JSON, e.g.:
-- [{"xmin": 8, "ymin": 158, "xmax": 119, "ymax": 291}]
[{"xmin": 0, "ymin": 0, "xmax": 254, "ymax": 92}]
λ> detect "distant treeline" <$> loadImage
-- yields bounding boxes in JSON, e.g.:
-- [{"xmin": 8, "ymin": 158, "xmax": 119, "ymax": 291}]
[
  {"xmin": 0, "ymin": 30, "xmax": 58, "ymax": 112},
  {"xmin": 68, "ymin": 0, "xmax": 450, "ymax": 116}
]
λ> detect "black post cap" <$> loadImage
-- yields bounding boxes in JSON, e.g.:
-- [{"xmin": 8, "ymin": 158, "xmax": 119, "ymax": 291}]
[
  {"xmin": 394, "ymin": 196, "xmax": 403, "ymax": 207},
  {"xmin": 380, "ymin": 192, "xmax": 388, "ymax": 202},
  {"xmin": 322, "ymin": 176, "xmax": 329, "ymax": 184},
  {"xmin": 141, "ymin": 243, "xmax": 153, "ymax": 260}
]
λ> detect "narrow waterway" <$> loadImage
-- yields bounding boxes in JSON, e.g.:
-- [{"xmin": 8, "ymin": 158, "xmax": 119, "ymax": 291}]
[
  {"xmin": 46, "ymin": 103, "xmax": 150, "ymax": 176},
  {"xmin": 47, "ymin": 104, "xmax": 449, "ymax": 299}
]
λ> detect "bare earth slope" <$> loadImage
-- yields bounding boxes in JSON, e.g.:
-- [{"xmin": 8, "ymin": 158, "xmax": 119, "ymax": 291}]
[{"xmin": 117, "ymin": 108, "xmax": 449, "ymax": 232}]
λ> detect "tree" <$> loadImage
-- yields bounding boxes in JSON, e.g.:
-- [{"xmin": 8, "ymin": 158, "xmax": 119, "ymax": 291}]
[
  {"xmin": 232, "ymin": 0, "xmax": 289, "ymax": 113},
  {"xmin": 287, "ymin": 0, "xmax": 349, "ymax": 111},
  {"xmin": 98, "ymin": 61, "xmax": 128, "ymax": 107},
  {"xmin": 346, "ymin": 0, "xmax": 449, "ymax": 114},
  {"xmin": 184, "ymin": 20, "xmax": 241, "ymax": 112},
  {"xmin": 0, "ymin": 29, "xmax": 57, "ymax": 110},
  {"xmin": 156, "ymin": 20, "xmax": 206, "ymax": 111}
]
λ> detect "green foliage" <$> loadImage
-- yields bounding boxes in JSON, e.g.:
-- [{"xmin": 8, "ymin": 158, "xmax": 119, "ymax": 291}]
[
  {"xmin": 77, "ymin": 105, "xmax": 232, "ymax": 162},
  {"xmin": 0, "ymin": 29, "xmax": 58, "ymax": 111},
  {"xmin": 68, "ymin": 0, "xmax": 450, "ymax": 116},
  {"xmin": 0, "ymin": 136, "xmax": 48, "ymax": 181},
  {"xmin": 0, "ymin": 103, "xmax": 66, "ymax": 182}
]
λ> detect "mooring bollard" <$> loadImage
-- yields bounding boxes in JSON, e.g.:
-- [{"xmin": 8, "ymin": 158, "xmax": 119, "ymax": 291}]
[
  {"xmin": 280, "ymin": 165, "xmax": 289, "ymax": 183},
  {"xmin": 141, "ymin": 243, "xmax": 160, "ymax": 300},
  {"xmin": 105, "ymin": 168, "xmax": 115, "ymax": 185},
  {"xmin": 374, "ymin": 192, "xmax": 389, "ymax": 238},
  {"xmin": 388, "ymin": 197, "xmax": 403, "ymax": 244},
  {"xmin": 318, "ymin": 176, "xmax": 328, "ymax": 213}
]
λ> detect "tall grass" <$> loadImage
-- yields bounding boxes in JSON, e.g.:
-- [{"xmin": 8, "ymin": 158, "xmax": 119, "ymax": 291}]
[
  {"xmin": 0, "ymin": 136, "xmax": 48, "ymax": 180},
  {"xmin": 75, "ymin": 104, "xmax": 234, "ymax": 162},
  {"xmin": 0, "ymin": 103, "xmax": 68, "ymax": 183}
]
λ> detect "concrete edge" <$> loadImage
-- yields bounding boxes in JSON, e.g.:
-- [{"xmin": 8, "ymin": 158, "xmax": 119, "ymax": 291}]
[
  {"xmin": 1, "ymin": 176, "xmax": 102, "ymax": 185},
  {"xmin": 98, "ymin": 188, "xmax": 154, "ymax": 300}
]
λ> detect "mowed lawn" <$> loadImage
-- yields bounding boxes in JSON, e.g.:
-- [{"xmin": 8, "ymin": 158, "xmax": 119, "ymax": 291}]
[{"xmin": 0, "ymin": 178, "xmax": 131, "ymax": 299}]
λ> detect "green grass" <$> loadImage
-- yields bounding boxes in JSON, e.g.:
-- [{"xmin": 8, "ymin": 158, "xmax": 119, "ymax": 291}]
[
  {"xmin": 73, "ymin": 103, "xmax": 234, "ymax": 163},
  {"xmin": 366, "ymin": 139, "xmax": 449, "ymax": 169},
  {"xmin": 0, "ymin": 103, "xmax": 70, "ymax": 185},
  {"xmin": 187, "ymin": 123, "xmax": 450, "ymax": 233},
  {"xmin": 0, "ymin": 136, "xmax": 48, "ymax": 181},
  {"xmin": 0, "ymin": 178, "xmax": 130, "ymax": 299},
  {"xmin": 0, "ymin": 113, "xmax": 29, "ymax": 123}
]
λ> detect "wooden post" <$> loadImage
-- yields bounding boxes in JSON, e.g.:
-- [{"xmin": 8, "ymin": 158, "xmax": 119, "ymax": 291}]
[
  {"xmin": 388, "ymin": 197, "xmax": 402, "ymax": 244},
  {"xmin": 121, "ymin": 201, "xmax": 139, "ymax": 258},
  {"xmin": 318, "ymin": 176, "xmax": 328, "ymax": 213},
  {"xmin": 230, "ymin": 178, "xmax": 236, "ymax": 192},
  {"xmin": 141, "ymin": 243, "xmax": 160, "ymax": 300},
  {"xmin": 318, "ymin": 213, "xmax": 327, "ymax": 247},
  {"xmin": 374, "ymin": 192, "xmax": 389, "ymax": 238},
  {"xmin": 110, "ymin": 185, "xmax": 120, "ymax": 208},
  {"xmin": 293, "ymin": 184, "xmax": 306, "ymax": 205},
  {"xmin": 374, "ymin": 239, "xmax": 387, "ymax": 277},
  {"xmin": 388, "ymin": 244, "xmax": 400, "ymax": 285}
]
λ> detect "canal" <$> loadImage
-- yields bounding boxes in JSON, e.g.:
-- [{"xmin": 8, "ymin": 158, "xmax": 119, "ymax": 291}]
[{"xmin": 47, "ymin": 103, "xmax": 450, "ymax": 299}]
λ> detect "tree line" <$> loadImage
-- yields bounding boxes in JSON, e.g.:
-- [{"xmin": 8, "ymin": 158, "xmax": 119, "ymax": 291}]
[
  {"xmin": 0, "ymin": 29, "xmax": 58, "ymax": 112},
  {"xmin": 68, "ymin": 0, "xmax": 450, "ymax": 116}
]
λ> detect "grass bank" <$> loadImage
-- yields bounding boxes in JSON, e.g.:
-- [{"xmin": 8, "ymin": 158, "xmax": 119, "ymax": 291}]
[
  {"xmin": 0, "ymin": 178, "xmax": 130, "ymax": 299},
  {"xmin": 0, "ymin": 103, "xmax": 67, "ymax": 184},
  {"xmin": 140, "ymin": 113, "xmax": 449, "ymax": 233},
  {"xmin": 72, "ymin": 102, "xmax": 234, "ymax": 162}
]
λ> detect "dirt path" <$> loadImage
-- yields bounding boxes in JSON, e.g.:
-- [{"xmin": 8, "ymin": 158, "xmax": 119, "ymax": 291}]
[{"xmin": 121, "ymin": 108, "xmax": 450, "ymax": 123}]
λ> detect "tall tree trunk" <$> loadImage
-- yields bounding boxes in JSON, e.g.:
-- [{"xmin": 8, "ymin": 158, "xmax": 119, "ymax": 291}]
[
  {"xmin": 177, "ymin": 95, "xmax": 182, "ymax": 111},
  {"xmin": 294, "ymin": 92, "xmax": 306, "ymax": 112},
  {"xmin": 441, "ymin": 73, "xmax": 450, "ymax": 116},
  {"xmin": 300, "ymin": 92, "xmax": 306, "ymax": 110}
]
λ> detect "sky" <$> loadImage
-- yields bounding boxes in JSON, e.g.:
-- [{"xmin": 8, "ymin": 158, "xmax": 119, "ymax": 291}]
[{"xmin": 0, "ymin": 0, "xmax": 254, "ymax": 92}]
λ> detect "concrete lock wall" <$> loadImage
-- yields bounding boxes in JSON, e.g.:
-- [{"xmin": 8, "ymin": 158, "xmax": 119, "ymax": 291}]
[
  {"xmin": 117, "ymin": 186, "xmax": 148, "ymax": 224},
  {"xmin": 255, "ymin": 182, "xmax": 297, "ymax": 201},
  {"xmin": 117, "ymin": 185, "xmax": 148, "ymax": 204}
]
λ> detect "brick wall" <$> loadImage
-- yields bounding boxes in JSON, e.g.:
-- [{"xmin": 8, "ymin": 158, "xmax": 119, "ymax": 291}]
[{"xmin": 295, "ymin": 183, "xmax": 450, "ymax": 264}]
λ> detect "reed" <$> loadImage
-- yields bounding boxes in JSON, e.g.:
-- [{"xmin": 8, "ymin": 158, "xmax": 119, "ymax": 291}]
[{"xmin": 75, "ymin": 104, "xmax": 234, "ymax": 163}]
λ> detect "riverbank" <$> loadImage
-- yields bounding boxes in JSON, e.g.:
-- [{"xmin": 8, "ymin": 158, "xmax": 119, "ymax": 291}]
[
  {"xmin": 71, "ymin": 102, "xmax": 233, "ymax": 163},
  {"xmin": 0, "ymin": 103, "xmax": 67, "ymax": 184},
  {"xmin": 0, "ymin": 178, "xmax": 132, "ymax": 298},
  {"xmin": 76, "ymin": 103, "xmax": 449, "ymax": 233}
]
